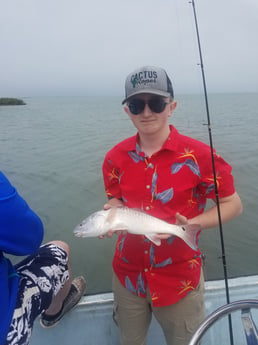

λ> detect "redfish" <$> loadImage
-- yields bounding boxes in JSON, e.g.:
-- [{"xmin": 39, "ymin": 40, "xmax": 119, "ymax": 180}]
[{"xmin": 73, "ymin": 207, "xmax": 200, "ymax": 250}]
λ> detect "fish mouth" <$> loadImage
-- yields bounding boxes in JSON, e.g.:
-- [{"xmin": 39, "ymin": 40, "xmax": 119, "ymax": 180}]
[
  {"xmin": 74, "ymin": 230, "xmax": 83, "ymax": 237},
  {"xmin": 73, "ymin": 225, "xmax": 85, "ymax": 236}
]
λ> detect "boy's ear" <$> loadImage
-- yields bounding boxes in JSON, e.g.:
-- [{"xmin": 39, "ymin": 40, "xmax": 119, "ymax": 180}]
[
  {"xmin": 124, "ymin": 105, "xmax": 130, "ymax": 115},
  {"xmin": 168, "ymin": 101, "xmax": 177, "ymax": 116}
]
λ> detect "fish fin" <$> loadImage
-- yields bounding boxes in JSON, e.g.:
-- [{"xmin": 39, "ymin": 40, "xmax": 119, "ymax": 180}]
[
  {"xmin": 145, "ymin": 234, "xmax": 161, "ymax": 246},
  {"xmin": 179, "ymin": 224, "xmax": 201, "ymax": 251}
]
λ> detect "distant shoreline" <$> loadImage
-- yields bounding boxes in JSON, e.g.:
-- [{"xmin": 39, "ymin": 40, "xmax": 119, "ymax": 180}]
[{"xmin": 0, "ymin": 97, "xmax": 26, "ymax": 106}]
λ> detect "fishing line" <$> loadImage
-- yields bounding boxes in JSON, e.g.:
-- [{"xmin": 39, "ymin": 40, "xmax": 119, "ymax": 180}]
[{"xmin": 189, "ymin": 1, "xmax": 234, "ymax": 344}]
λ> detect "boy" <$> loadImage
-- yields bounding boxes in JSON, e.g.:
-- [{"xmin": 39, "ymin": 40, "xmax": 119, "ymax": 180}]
[{"xmin": 102, "ymin": 66, "xmax": 242, "ymax": 345}]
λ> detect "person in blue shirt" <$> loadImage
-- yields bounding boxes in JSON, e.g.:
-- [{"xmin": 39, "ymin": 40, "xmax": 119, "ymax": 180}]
[{"xmin": 0, "ymin": 171, "xmax": 86, "ymax": 345}]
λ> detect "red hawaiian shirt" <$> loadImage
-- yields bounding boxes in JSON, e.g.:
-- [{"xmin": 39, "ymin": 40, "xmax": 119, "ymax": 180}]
[{"xmin": 102, "ymin": 125, "xmax": 235, "ymax": 307}]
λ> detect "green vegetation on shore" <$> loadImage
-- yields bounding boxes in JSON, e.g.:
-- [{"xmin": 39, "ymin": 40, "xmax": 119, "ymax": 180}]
[{"xmin": 0, "ymin": 97, "xmax": 26, "ymax": 105}]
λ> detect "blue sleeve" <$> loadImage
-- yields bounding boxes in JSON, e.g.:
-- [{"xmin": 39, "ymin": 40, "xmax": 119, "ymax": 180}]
[{"xmin": 0, "ymin": 172, "xmax": 44, "ymax": 255}]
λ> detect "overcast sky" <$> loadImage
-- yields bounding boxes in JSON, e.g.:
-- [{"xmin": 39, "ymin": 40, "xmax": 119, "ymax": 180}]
[{"xmin": 1, "ymin": 0, "xmax": 258, "ymax": 97}]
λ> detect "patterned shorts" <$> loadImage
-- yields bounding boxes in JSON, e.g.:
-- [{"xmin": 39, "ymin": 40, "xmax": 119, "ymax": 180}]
[{"xmin": 6, "ymin": 243, "xmax": 69, "ymax": 345}]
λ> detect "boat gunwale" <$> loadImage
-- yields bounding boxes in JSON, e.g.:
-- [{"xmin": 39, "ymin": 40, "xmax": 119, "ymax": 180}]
[{"xmin": 79, "ymin": 275, "xmax": 258, "ymax": 306}]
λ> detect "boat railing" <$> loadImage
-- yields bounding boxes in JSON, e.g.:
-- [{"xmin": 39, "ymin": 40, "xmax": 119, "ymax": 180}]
[{"xmin": 188, "ymin": 299, "xmax": 258, "ymax": 345}]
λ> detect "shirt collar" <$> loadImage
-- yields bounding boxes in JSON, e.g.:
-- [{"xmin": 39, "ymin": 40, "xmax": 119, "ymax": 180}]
[{"xmin": 127, "ymin": 125, "xmax": 180, "ymax": 153}]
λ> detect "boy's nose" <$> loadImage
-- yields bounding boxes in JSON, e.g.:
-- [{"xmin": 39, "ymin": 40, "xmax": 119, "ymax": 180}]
[{"xmin": 142, "ymin": 103, "xmax": 152, "ymax": 116}]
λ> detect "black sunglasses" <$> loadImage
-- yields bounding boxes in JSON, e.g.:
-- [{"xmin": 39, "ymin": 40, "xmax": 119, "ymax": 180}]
[{"xmin": 127, "ymin": 97, "xmax": 169, "ymax": 115}]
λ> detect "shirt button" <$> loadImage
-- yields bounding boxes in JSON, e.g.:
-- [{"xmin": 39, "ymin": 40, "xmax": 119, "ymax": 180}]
[
  {"xmin": 146, "ymin": 206, "xmax": 150, "ymax": 211},
  {"xmin": 144, "ymin": 268, "xmax": 148, "ymax": 272},
  {"xmin": 144, "ymin": 250, "xmax": 148, "ymax": 254},
  {"xmin": 146, "ymin": 185, "xmax": 150, "ymax": 189}
]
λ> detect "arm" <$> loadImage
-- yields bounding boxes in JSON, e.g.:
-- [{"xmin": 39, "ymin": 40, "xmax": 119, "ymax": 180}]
[
  {"xmin": 101, "ymin": 151, "xmax": 125, "ymax": 237},
  {"xmin": 156, "ymin": 192, "xmax": 242, "ymax": 240},
  {"xmin": 188, "ymin": 192, "xmax": 243, "ymax": 229},
  {"xmin": 0, "ymin": 172, "xmax": 44, "ymax": 255},
  {"xmin": 190, "ymin": 148, "xmax": 243, "ymax": 229}
]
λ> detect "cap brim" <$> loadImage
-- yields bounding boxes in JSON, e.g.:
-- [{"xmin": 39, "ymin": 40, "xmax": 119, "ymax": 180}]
[{"xmin": 122, "ymin": 89, "xmax": 171, "ymax": 104}]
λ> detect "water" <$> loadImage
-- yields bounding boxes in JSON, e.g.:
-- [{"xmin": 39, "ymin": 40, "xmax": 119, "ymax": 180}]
[{"xmin": 1, "ymin": 93, "xmax": 257, "ymax": 294}]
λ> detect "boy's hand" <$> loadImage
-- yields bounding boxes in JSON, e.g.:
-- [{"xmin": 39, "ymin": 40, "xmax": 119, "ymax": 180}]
[
  {"xmin": 99, "ymin": 200, "xmax": 127, "ymax": 238},
  {"xmin": 154, "ymin": 212, "xmax": 188, "ymax": 240}
]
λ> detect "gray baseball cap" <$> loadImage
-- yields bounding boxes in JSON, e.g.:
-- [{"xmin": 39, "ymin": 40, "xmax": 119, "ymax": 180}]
[{"xmin": 122, "ymin": 66, "xmax": 174, "ymax": 104}]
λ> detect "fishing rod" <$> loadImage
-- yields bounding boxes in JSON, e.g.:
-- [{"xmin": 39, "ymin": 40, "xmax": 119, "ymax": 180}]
[{"xmin": 189, "ymin": 1, "xmax": 234, "ymax": 344}]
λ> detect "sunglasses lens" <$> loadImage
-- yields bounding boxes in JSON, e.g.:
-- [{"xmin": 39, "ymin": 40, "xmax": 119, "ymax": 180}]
[
  {"xmin": 128, "ymin": 99, "xmax": 145, "ymax": 115},
  {"xmin": 127, "ymin": 98, "xmax": 168, "ymax": 115},
  {"xmin": 148, "ymin": 98, "xmax": 167, "ymax": 113}
]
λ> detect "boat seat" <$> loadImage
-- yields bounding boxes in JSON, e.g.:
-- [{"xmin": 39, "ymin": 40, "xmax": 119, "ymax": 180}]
[{"xmin": 188, "ymin": 299, "xmax": 258, "ymax": 345}]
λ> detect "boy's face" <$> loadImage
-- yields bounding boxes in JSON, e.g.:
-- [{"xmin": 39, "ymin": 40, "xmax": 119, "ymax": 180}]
[{"xmin": 124, "ymin": 93, "xmax": 177, "ymax": 136}]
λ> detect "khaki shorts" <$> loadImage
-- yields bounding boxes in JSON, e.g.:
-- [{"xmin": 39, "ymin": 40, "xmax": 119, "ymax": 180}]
[{"xmin": 112, "ymin": 271, "xmax": 205, "ymax": 345}]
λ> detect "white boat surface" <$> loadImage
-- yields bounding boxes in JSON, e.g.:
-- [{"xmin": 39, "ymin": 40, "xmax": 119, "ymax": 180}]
[{"xmin": 30, "ymin": 275, "xmax": 258, "ymax": 345}]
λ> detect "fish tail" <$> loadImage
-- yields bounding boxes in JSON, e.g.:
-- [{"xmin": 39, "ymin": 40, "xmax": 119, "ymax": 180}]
[{"xmin": 180, "ymin": 224, "xmax": 200, "ymax": 251}]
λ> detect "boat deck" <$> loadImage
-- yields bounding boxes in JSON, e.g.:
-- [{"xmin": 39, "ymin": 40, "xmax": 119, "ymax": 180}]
[{"xmin": 30, "ymin": 275, "xmax": 258, "ymax": 345}]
